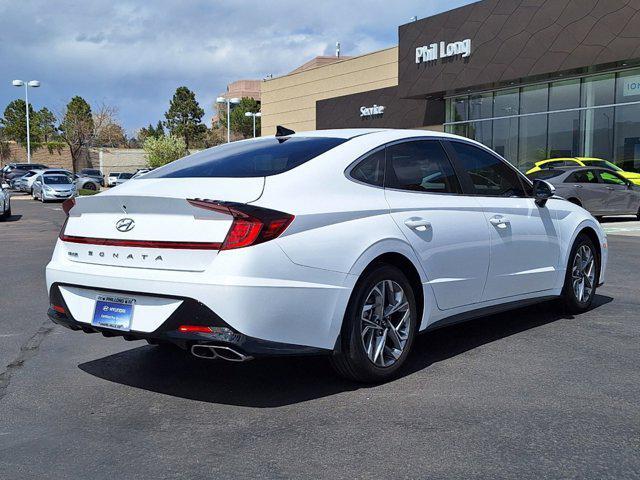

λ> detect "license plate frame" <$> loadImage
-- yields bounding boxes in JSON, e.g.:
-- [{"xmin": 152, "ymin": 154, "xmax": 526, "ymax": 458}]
[{"xmin": 92, "ymin": 295, "xmax": 136, "ymax": 332}]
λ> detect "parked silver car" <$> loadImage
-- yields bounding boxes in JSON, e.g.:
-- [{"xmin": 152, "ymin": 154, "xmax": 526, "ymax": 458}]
[
  {"xmin": 73, "ymin": 174, "xmax": 101, "ymax": 191},
  {"xmin": 1, "ymin": 182, "xmax": 11, "ymax": 220},
  {"xmin": 113, "ymin": 172, "xmax": 134, "ymax": 186},
  {"xmin": 32, "ymin": 174, "xmax": 76, "ymax": 202},
  {"xmin": 528, "ymin": 167, "xmax": 640, "ymax": 219}
]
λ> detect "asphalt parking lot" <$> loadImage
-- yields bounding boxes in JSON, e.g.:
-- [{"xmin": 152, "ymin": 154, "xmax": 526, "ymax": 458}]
[{"xmin": 1, "ymin": 195, "xmax": 639, "ymax": 479}]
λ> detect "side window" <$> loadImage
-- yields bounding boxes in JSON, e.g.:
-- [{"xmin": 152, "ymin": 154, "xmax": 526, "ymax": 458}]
[
  {"xmin": 566, "ymin": 170, "xmax": 598, "ymax": 183},
  {"xmin": 386, "ymin": 140, "xmax": 461, "ymax": 194},
  {"xmin": 349, "ymin": 149, "xmax": 385, "ymax": 187},
  {"xmin": 449, "ymin": 141, "xmax": 528, "ymax": 197},
  {"xmin": 598, "ymin": 171, "xmax": 627, "ymax": 185}
]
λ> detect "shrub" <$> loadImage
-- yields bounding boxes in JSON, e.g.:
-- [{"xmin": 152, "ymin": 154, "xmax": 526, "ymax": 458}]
[{"xmin": 143, "ymin": 135, "xmax": 187, "ymax": 168}]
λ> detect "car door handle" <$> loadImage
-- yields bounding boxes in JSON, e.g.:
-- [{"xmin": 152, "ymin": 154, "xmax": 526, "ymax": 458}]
[
  {"xmin": 404, "ymin": 219, "xmax": 432, "ymax": 231},
  {"xmin": 574, "ymin": 184, "xmax": 583, "ymax": 189},
  {"xmin": 606, "ymin": 186, "xmax": 615, "ymax": 190},
  {"xmin": 489, "ymin": 216, "xmax": 510, "ymax": 228}
]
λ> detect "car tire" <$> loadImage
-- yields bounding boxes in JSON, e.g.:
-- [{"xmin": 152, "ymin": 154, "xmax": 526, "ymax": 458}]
[
  {"xmin": 84, "ymin": 182, "xmax": 97, "ymax": 191},
  {"xmin": 637, "ymin": 206, "xmax": 640, "ymax": 221},
  {"xmin": 330, "ymin": 264, "xmax": 418, "ymax": 383},
  {"xmin": 561, "ymin": 233, "xmax": 599, "ymax": 314}
]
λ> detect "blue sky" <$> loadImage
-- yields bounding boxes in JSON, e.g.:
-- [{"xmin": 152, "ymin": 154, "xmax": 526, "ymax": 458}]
[{"xmin": 0, "ymin": 0, "xmax": 474, "ymax": 135}]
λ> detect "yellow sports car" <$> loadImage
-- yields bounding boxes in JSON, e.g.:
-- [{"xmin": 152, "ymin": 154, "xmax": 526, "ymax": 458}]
[{"xmin": 526, "ymin": 157, "xmax": 640, "ymax": 185}]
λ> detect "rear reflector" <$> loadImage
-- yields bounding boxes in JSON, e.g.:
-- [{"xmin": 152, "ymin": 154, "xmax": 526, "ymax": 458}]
[
  {"xmin": 178, "ymin": 325, "xmax": 213, "ymax": 333},
  {"xmin": 51, "ymin": 304, "xmax": 65, "ymax": 314},
  {"xmin": 58, "ymin": 234, "xmax": 222, "ymax": 250},
  {"xmin": 62, "ymin": 198, "xmax": 76, "ymax": 216},
  {"xmin": 188, "ymin": 199, "xmax": 294, "ymax": 250}
]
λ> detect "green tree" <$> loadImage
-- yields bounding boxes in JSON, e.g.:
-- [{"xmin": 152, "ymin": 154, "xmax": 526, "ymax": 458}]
[
  {"xmin": 154, "ymin": 120, "xmax": 165, "ymax": 138},
  {"xmin": 218, "ymin": 97, "xmax": 261, "ymax": 139},
  {"xmin": 59, "ymin": 96, "xmax": 94, "ymax": 172},
  {"xmin": 36, "ymin": 107, "xmax": 58, "ymax": 142},
  {"xmin": 164, "ymin": 86, "xmax": 206, "ymax": 149},
  {"xmin": 0, "ymin": 99, "xmax": 42, "ymax": 150},
  {"xmin": 143, "ymin": 135, "xmax": 187, "ymax": 168}
]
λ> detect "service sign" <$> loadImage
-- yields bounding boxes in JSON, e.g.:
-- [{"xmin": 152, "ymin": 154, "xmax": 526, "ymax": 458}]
[{"xmin": 360, "ymin": 104, "xmax": 385, "ymax": 117}]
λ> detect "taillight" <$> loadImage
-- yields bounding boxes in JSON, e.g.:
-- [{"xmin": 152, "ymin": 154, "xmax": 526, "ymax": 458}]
[{"xmin": 187, "ymin": 199, "xmax": 294, "ymax": 250}]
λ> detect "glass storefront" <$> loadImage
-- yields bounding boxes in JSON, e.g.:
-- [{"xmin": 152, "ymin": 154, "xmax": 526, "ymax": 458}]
[{"xmin": 444, "ymin": 69, "xmax": 640, "ymax": 172}]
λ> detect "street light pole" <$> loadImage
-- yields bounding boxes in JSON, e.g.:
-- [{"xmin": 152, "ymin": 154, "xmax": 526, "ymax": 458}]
[
  {"xmin": 216, "ymin": 97, "xmax": 240, "ymax": 143},
  {"xmin": 244, "ymin": 111, "xmax": 261, "ymax": 138},
  {"xmin": 12, "ymin": 79, "xmax": 40, "ymax": 164}
]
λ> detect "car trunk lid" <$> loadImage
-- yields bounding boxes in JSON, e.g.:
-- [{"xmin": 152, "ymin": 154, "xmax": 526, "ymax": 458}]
[{"xmin": 59, "ymin": 177, "xmax": 264, "ymax": 271}]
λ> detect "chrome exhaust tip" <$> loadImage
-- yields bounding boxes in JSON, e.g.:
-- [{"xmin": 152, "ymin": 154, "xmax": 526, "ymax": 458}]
[{"xmin": 190, "ymin": 344, "xmax": 252, "ymax": 362}]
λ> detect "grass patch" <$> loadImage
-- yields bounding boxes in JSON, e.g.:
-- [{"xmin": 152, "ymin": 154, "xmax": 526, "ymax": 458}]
[{"xmin": 79, "ymin": 189, "xmax": 99, "ymax": 196}]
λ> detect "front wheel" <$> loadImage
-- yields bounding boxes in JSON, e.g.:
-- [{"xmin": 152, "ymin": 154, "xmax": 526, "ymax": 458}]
[
  {"xmin": 330, "ymin": 264, "xmax": 417, "ymax": 383},
  {"xmin": 561, "ymin": 234, "xmax": 599, "ymax": 313}
]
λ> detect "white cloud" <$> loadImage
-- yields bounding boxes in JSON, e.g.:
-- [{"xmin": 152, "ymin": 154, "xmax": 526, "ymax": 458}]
[{"xmin": 0, "ymin": 0, "xmax": 474, "ymax": 132}]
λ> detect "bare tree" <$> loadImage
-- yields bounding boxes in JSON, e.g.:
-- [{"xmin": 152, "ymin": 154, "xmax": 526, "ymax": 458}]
[
  {"xmin": 58, "ymin": 96, "xmax": 94, "ymax": 172},
  {"xmin": 58, "ymin": 99, "xmax": 123, "ymax": 171}
]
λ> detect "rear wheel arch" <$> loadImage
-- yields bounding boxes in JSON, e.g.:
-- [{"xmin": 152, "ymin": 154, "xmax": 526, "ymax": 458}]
[
  {"xmin": 355, "ymin": 252, "xmax": 424, "ymax": 331},
  {"xmin": 567, "ymin": 197, "xmax": 582, "ymax": 207}
]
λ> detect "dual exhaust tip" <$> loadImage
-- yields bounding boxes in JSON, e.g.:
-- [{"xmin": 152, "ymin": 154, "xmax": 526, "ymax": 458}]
[{"xmin": 191, "ymin": 344, "xmax": 252, "ymax": 362}]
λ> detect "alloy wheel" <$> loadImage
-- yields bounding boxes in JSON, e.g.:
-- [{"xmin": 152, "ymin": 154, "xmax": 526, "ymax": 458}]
[
  {"xmin": 572, "ymin": 245, "xmax": 595, "ymax": 303},
  {"xmin": 360, "ymin": 280, "xmax": 411, "ymax": 368}
]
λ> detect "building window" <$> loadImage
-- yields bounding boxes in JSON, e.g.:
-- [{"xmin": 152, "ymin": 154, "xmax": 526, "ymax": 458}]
[
  {"xmin": 581, "ymin": 107, "xmax": 614, "ymax": 160},
  {"xmin": 469, "ymin": 93, "xmax": 493, "ymax": 120},
  {"xmin": 492, "ymin": 118, "xmax": 519, "ymax": 162},
  {"xmin": 448, "ymin": 97, "xmax": 468, "ymax": 122},
  {"xmin": 518, "ymin": 115, "xmax": 548, "ymax": 170},
  {"xmin": 445, "ymin": 69, "xmax": 640, "ymax": 173},
  {"xmin": 616, "ymin": 69, "xmax": 640, "ymax": 103},
  {"xmin": 614, "ymin": 103, "xmax": 640, "ymax": 172},
  {"xmin": 549, "ymin": 79, "xmax": 580, "ymax": 110},
  {"xmin": 582, "ymin": 74, "xmax": 615, "ymax": 107},
  {"xmin": 494, "ymin": 89, "xmax": 519, "ymax": 117},
  {"xmin": 548, "ymin": 111, "xmax": 581, "ymax": 159},
  {"xmin": 520, "ymin": 84, "xmax": 549, "ymax": 114}
]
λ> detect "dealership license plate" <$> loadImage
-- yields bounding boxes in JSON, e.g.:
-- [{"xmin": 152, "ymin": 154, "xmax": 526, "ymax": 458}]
[{"xmin": 92, "ymin": 295, "xmax": 135, "ymax": 331}]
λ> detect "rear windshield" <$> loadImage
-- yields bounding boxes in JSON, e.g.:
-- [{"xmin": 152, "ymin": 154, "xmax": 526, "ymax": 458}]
[
  {"xmin": 119, "ymin": 173, "xmax": 134, "ymax": 179},
  {"xmin": 43, "ymin": 175, "xmax": 71, "ymax": 185},
  {"xmin": 143, "ymin": 136, "xmax": 348, "ymax": 178},
  {"xmin": 82, "ymin": 169, "xmax": 101, "ymax": 175}
]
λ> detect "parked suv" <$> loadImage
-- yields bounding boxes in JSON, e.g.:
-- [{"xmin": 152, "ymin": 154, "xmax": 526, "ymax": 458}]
[{"xmin": 2, "ymin": 163, "xmax": 49, "ymax": 188}]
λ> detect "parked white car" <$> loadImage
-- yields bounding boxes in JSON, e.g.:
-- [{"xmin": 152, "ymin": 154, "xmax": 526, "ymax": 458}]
[
  {"xmin": 19, "ymin": 169, "xmax": 70, "ymax": 193},
  {"xmin": 107, "ymin": 172, "xmax": 121, "ymax": 187},
  {"xmin": 1, "ymin": 182, "xmax": 11, "ymax": 220},
  {"xmin": 46, "ymin": 129, "xmax": 607, "ymax": 382}
]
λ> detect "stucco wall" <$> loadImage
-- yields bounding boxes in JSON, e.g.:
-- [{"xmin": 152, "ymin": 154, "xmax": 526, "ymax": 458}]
[{"xmin": 260, "ymin": 47, "xmax": 399, "ymax": 135}]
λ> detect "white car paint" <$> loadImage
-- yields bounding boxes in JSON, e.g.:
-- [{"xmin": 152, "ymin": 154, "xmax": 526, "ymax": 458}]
[{"xmin": 46, "ymin": 129, "xmax": 607, "ymax": 356}]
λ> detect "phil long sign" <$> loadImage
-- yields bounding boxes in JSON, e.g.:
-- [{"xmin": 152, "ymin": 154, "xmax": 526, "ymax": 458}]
[{"xmin": 416, "ymin": 39, "xmax": 471, "ymax": 64}]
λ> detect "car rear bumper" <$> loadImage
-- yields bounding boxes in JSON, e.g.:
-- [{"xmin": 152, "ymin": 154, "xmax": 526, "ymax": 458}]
[
  {"xmin": 46, "ymin": 239, "xmax": 354, "ymax": 351},
  {"xmin": 48, "ymin": 283, "xmax": 328, "ymax": 357}
]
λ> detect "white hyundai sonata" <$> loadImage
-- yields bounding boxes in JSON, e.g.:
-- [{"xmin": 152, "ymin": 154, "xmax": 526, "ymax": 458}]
[{"xmin": 46, "ymin": 129, "xmax": 607, "ymax": 382}]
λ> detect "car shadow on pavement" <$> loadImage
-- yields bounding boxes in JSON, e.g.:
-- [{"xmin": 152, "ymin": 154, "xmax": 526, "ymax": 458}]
[
  {"xmin": 3, "ymin": 214, "xmax": 23, "ymax": 222},
  {"xmin": 79, "ymin": 295, "xmax": 613, "ymax": 408}
]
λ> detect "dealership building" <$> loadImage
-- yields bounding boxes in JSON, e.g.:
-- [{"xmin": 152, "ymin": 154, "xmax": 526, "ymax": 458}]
[{"xmin": 261, "ymin": 0, "xmax": 640, "ymax": 173}]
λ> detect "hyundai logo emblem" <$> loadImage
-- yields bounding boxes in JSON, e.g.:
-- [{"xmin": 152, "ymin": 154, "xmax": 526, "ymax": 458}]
[{"xmin": 115, "ymin": 218, "xmax": 135, "ymax": 232}]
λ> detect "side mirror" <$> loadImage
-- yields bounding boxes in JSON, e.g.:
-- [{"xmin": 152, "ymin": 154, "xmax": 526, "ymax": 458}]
[{"xmin": 533, "ymin": 179, "xmax": 555, "ymax": 207}]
